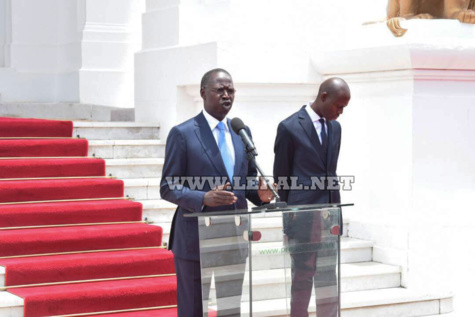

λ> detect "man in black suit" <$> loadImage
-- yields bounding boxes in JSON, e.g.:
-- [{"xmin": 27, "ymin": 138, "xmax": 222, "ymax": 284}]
[
  {"xmin": 160, "ymin": 68, "xmax": 273, "ymax": 316},
  {"xmin": 273, "ymin": 78, "xmax": 350, "ymax": 317}
]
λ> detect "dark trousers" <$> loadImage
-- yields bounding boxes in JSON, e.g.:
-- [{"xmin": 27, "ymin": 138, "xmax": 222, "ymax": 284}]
[
  {"xmin": 174, "ymin": 256, "xmax": 203, "ymax": 317},
  {"xmin": 289, "ymin": 248, "xmax": 338, "ymax": 317}
]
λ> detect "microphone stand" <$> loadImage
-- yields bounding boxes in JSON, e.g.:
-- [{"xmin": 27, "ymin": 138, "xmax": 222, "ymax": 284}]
[{"xmin": 243, "ymin": 146, "xmax": 287, "ymax": 210}]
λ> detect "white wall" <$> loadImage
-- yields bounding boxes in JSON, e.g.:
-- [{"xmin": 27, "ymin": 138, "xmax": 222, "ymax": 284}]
[
  {"xmin": 317, "ymin": 20, "xmax": 475, "ymax": 314},
  {"xmin": 136, "ymin": 0, "xmax": 389, "ymax": 136}
]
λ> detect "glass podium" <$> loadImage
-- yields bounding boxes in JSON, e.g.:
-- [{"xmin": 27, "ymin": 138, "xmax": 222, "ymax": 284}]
[{"xmin": 185, "ymin": 203, "xmax": 351, "ymax": 317}]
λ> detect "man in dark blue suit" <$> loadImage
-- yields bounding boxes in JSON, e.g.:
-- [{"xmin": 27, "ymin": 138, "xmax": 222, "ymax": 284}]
[
  {"xmin": 160, "ymin": 68, "xmax": 273, "ymax": 316},
  {"xmin": 273, "ymin": 78, "xmax": 350, "ymax": 317}
]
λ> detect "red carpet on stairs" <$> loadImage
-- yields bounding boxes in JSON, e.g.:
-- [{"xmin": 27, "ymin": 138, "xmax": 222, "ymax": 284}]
[
  {"xmin": 0, "ymin": 223, "xmax": 162, "ymax": 257},
  {"xmin": 0, "ymin": 117, "xmax": 73, "ymax": 137},
  {"xmin": 0, "ymin": 139, "xmax": 89, "ymax": 157},
  {"xmin": 0, "ymin": 117, "xmax": 177, "ymax": 317},
  {"xmin": 0, "ymin": 199, "xmax": 142, "ymax": 227},
  {"xmin": 0, "ymin": 178, "xmax": 124, "ymax": 203},
  {"xmin": 0, "ymin": 158, "xmax": 106, "ymax": 178},
  {"xmin": 0, "ymin": 248, "xmax": 174, "ymax": 286},
  {"xmin": 9, "ymin": 276, "xmax": 177, "ymax": 317}
]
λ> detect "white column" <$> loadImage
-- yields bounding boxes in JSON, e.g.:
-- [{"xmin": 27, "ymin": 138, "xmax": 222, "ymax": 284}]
[
  {"xmin": 0, "ymin": 0, "xmax": 82, "ymax": 102},
  {"xmin": 79, "ymin": 0, "xmax": 145, "ymax": 108},
  {"xmin": 0, "ymin": 0, "xmax": 11, "ymax": 68},
  {"xmin": 312, "ymin": 20, "xmax": 475, "ymax": 307},
  {"xmin": 0, "ymin": 0, "xmax": 144, "ymax": 109}
]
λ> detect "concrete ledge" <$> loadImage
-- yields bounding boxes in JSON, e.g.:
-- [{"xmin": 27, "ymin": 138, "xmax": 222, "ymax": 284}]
[{"xmin": 0, "ymin": 103, "xmax": 135, "ymax": 121}]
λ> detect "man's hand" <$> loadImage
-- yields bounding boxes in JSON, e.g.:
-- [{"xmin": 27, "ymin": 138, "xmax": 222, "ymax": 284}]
[
  {"xmin": 258, "ymin": 177, "xmax": 277, "ymax": 203},
  {"xmin": 203, "ymin": 182, "xmax": 237, "ymax": 207},
  {"xmin": 456, "ymin": 9, "xmax": 475, "ymax": 24}
]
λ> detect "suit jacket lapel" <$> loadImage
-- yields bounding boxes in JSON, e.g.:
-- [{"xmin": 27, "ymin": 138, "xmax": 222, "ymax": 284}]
[
  {"xmin": 298, "ymin": 107, "xmax": 326, "ymax": 168},
  {"xmin": 229, "ymin": 118, "xmax": 243, "ymax": 180},
  {"xmin": 193, "ymin": 112, "xmax": 229, "ymax": 178}
]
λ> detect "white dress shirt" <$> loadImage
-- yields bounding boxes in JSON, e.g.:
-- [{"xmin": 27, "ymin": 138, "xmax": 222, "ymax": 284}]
[
  {"xmin": 202, "ymin": 110, "xmax": 235, "ymax": 164},
  {"xmin": 305, "ymin": 104, "xmax": 327, "ymax": 144}
]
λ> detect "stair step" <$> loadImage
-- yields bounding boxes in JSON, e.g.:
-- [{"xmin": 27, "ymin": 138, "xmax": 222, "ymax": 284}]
[
  {"xmin": 88, "ymin": 140, "xmax": 165, "ymax": 159},
  {"xmin": 0, "ymin": 178, "xmax": 124, "ymax": 203},
  {"xmin": 105, "ymin": 158, "xmax": 164, "ymax": 179},
  {"xmin": 73, "ymin": 122, "xmax": 160, "ymax": 140},
  {"xmin": 342, "ymin": 288, "xmax": 453, "ymax": 316},
  {"xmin": 0, "ymin": 223, "xmax": 162, "ymax": 257},
  {"xmin": 0, "ymin": 138, "xmax": 88, "ymax": 157},
  {"xmin": 0, "ymin": 199, "xmax": 142, "ymax": 228},
  {"xmin": 236, "ymin": 288, "xmax": 452, "ymax": 316},
  {"xmin": 0, "ymin": 291, "xmax": 23, "ymax": 317},
  {"xmin": 208, "ymin": 262, "xmax": 401, "ymax": 302},
  {"xmin": 0, "ymin": 287, "xmax": 452, "ymax": 317},
  {"xmin": 342, "ymin": 261, "xmax": 401, "ymax": 292},
  {"xmin": 124, "ymin": 179, "xmax": 160, "ymax": 200},
  {"xmin": 0, "ymin": 157, "xmax": 105, "ymax": 179},
  {"xmin": 0, "ymin": 117, "xmax": 73, "ymax": 138},
  {"xmin": 0, "ymin": 248, "xmax": 174, "ymax": 287},
  {"xmin": 9, "ymin": 276, "xmax": 176, "ymax": 316}
]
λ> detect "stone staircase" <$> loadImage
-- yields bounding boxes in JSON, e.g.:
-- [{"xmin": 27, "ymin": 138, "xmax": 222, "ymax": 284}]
[{"xmin": 0, "ymin": 121, "xmax": 453, "ymax": 316}]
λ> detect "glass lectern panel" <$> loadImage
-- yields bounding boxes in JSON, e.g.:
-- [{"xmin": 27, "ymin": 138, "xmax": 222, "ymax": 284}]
[
  {"xmin": 282, "ymin": 207, "xmax": 341, "ymax": 317},
  {"xmin": 197, "ymin": 214, "xmax": 250, "ymax": 316},
  {"xmin": 193, "ymin": 204, "xmax": 343, "ymax": 317}
]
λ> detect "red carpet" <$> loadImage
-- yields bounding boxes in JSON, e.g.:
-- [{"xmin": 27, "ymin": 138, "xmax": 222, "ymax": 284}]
[
  {"xmin": 0, "ymin": 117, "xmax": 73, "ymax": 137},
  {"xmin": 0, "ymin": 223, "xmax": 162, "ymax": 257},
  {"xmin": 0, "ymin": 199, "xmax": 142, "ymax": 227},
  {"xmin": 0, "ymin": 158, "xmax": 106, "ymax": 178},
  {"xmin": 0, "ymin": 178, "xmax": 124, "ymax": 203},
  {"xmin": 0, "ymin": 138, "xmax": 89, "ymax": 157},
  {"xmin": 0, "ymin": 117, "xmax": 177, "ymax": 316},
  {"xmin": 10, "ymin": 276, "xmax": 177, "ymax": 317},
  {"xmin": 0, "ymin": 248, "xmax": 174, "ymax": 286}
]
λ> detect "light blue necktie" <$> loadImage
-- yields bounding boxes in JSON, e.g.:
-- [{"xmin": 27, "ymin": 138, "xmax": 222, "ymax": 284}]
[{"xmin": 217, "ymin": 121, "xmax": 234, "ymax": 183}]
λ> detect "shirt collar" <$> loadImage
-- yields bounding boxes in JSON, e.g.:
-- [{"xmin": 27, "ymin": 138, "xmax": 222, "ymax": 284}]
[
  {"xmin": 305, "ymin": 103, "xmax": 323, "ymax": 123},
  {"xmin": 202, "ymin": 110, "xmax": 229, "ymax": 132}
]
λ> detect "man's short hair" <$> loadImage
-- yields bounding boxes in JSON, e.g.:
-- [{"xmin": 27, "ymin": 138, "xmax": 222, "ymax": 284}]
[{"xmin": 200, "ymin": 68, "xmax": 232, "ymax": 89}]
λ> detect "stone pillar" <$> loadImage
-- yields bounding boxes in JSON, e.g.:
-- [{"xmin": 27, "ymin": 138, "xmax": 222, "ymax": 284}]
[
  {"xmin": 312, "ymin": 20, "xmax": 475, "ymax": 304},
  {"xmin": 79, "ymin": 0, "xmax": 145, "ymax": 108},
  {"xmin": 0, "ymin": 0, "xmax": 82, "ymax": 102},
  {"xmin": 0, "ymin": 0, "xmax": 11, "ymax": 68},
  {"xmin": 0, "ymin": 0, "xmax": 144, "ymax": 109}
]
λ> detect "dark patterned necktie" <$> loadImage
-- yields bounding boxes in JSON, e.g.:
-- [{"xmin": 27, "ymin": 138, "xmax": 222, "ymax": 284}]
[{"xmin": 319, "ymin": 118, "xmax": 328, "ymax": 149}]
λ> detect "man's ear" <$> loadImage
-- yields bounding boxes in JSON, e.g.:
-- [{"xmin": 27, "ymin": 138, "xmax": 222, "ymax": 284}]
[
  {"xmin": 320, "ymin": 92, "xmax": 328, "ymax": 102},
  {"xmin": 200, "ymin": 88, "xmax": 206, "ymax": 100}
]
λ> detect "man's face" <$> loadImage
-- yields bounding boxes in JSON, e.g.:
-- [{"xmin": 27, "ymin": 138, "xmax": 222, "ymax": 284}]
[
  {"xmin": 320, "ymin": 91, "xmax": 350, "ymax": 121},
  {"xmin": 201, "ymin": 71, "xmax": 235, "ymax": 121}
]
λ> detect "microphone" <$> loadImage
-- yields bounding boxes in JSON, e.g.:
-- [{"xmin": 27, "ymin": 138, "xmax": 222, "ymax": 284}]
[
  {"xmin": 230, "ymin": 117, "xmax": 286, "ymax": 209},
  {"xmin": 231, "ymin": 117, "xmax": 258, "ymax": 157}
]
